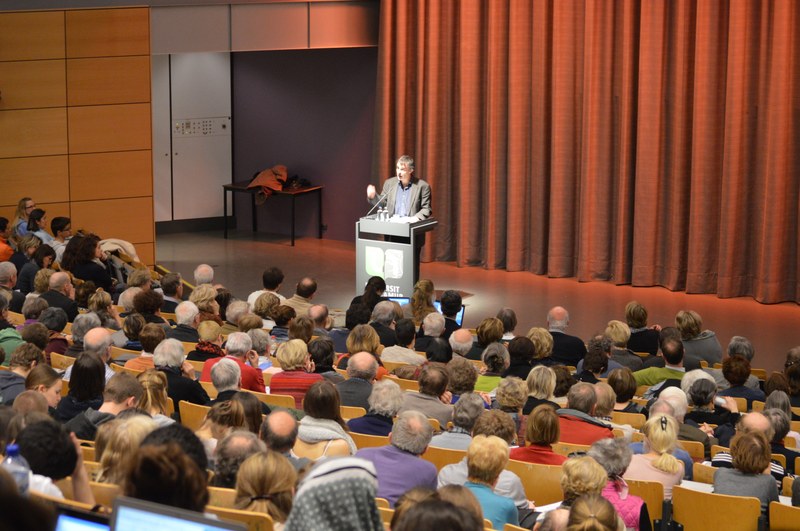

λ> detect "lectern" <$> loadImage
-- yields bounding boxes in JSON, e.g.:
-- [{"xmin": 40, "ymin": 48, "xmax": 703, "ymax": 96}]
[{"xmin": 356, "ymin": 216, "xmax": 438, "ymax": 298}]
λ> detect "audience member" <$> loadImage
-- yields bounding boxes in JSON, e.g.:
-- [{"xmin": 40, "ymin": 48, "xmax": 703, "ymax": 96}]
[
  {"xmin": 465, "ymin": 317, "xmax": 503, "ymax": 360},
  {"xmin": 247, "ymin": 266, "xmax": 286, "ymax": 306},
  {"xmin": 450, "ymin": 328, "xmax": 474, "ymax": 358},
  {"xmin": 351, "ymin": 275, "xmax": 388, "ymax": 312},
  {"xmin": 54, "ymin": 352, "xmax": 105, "ymax": 423},
  {"xmin": 547, "ymin": 306, "xmax": 587, "ymax": 366},
  {"xmin": 196, "ymin": 400, "xmax": 246, "ymax": 460},
  {"xmin": 393, "ymin": 498, "xmax": 482, "ymax": 531},
  {"xmin": 511, "ymin": 404, "xmax": 566, "ymax": 466},
  {"xmin": 607, "ymin": 367, "xmax": 647, "ymax": 416},
  {"xmin": 475, "ymin": 342, "xmax": 509, "ymax": 392},
  {"xmin": 136, "ymin": 369, "xmax": 175, "ymax": 426},
  {"xmin": 633, "ymin": 337, "xmax": 686, "ymax": 387},
  {"xmin": 762, "ymin": 408, "xmax": 800, "ymax": 475},
  {"xmin": 270, "ymin": 339, "xmax": 324, "ymax": 407},
  {"xmin": 559, "ymin": 456, "xmax": 607, "ymax": 511},
  {"xmin": 336, "ymin": 351, "xmax": 377, "ymax": 409},
  {"xmin": 503, "ymin": 336, "xmax": 535, "ymax": 380},
  {"xmin": 369, "ymin": 300, "xmax": 398, "ymax": 347},
  {"xmin": 39, "ymin": 307, "xmax": 68, "ymax": 357},
  {"xmin": 711, "ymin": 412, "xmax": 787, "ymax": 483},
  {"xmin": 65, "ymin": 373, "xmax": 143, "ymax": 440},
  {"xmin": 0, "ymin": 262, "xmax": 25, "ymax": 313},
  {"xmin": 382, "ymin": 318, "xmax": 426, "ymax": 365},
  {"xmin": 348, "ymin": 378, "xmax": 404, "ymax": 436},
  {"xmin": 283, "ymin": 276, "xmax": 317, "ymax": 317},
  {"xmin": 329, "ymin": 302, "xmax": 370, "ymax": 353},
  {"xmin": 308, "ymin": 336, "xmax": 344, "ymax": 383},
  {"xmin": 220, "ymin": 300, "xmax": 250, "ymax": 335},
  {"xmin": 123, "ymin": 323, "xmax": 165, "ymax": 371},
  {"xmin": 96, "ymin": 415, "xmax": 158, "ymax": 485},
  {"xmin": 765, "ymin": 391, "xmax": 800, "ymax": 447},
  {"xmin": 87, "ymin": 288, "xmax": 122, "ymax": 330},
  {"xmin": 357, "ymin": 409, "xmax": 437, "ymax": 506},
  {"xmin": 296, "ymin": 380, "xmax": 356, "ymax": 457},
  {"xmin": 639, "ymin": 397, "xmax": 696, "ymax": 475},
  {"xmin": 11, "ymin": 390, "xmax": 48, "ymax": 415},
  {"xmin": 587, "ymin": 438, "xmax": 651, "ymax": 530},
  {"xmin": 493, "ymin": 377, "xmax": 527, "ymax": 436},
  {"xmin": 624, "ymin": 301, "xmax": 661, "ymax": 358},
  {"xmin": 155, "ymin": 338, "xmax": 209, "ymax": 409},
  {"xmin": 526, "ymin": 327, "xmax": 558, "ymax": 367},
  {"xmin": 713, "ymin": 430, "xmax": 779, "ymax": 518},
  {"xmin": 253, "ymin": 292, "xmax": 280, "ymax": 329},
  {"xmin": 38, "ymin": 271, "xmax": 78, "ymax": 322},
  {"xmin": 523, "ymin": 365, "xmax": 560, "ymax": 414},
  {"xmin": 399, "ymin": 365, "xmax": 454, "ymax": 427},
  {"xmin": 189, "ymin": 284, "xmax": 223, "ymax": 325},
  {"xmin": 166, "ymin": 301, "xmax": 201, "ymax": 342},
  {"xmin": 704, "ymin": 336, "xmax": 761, "ymax": 391},
  {"xmin": 25, "ymin": 363, "xmax": 63, "ymax": 411},
  {"xmin": 464, "ymin": 434, "xmax": 519, "ymax": 529},
  {"xmin": 430, "ymin": 393, "xmax": 485, "ymax": 450},
  {"xmin": 211, "ymin": 430, "xmax": 266, "ymax": 489},
  {"xmin": 567, "ymin": 494, "xmax": 621, "ymax": 531},
  {"xmin": 270, "ymin": 305, "xmax": 296, "ymax": 343},
  {"xmin": 403, "ymin": 278, "xmax": 437, "ymax": 325},
  {"xmin": 605, "ymin": 320, "xmax": 643, "ymax": 371},
  {"xmin": 235, "ymin": 450, "xmax": 296, "ymax": 526},
  {"xmin": 200, "ymin": 331, "xmax": 266, "ymax": 393},
  {"xmin": 308, "ymin": 303, "xmax": 331, "ymax": 336},
  {"xmin": 717, "ymin": 355, "xmax": 765, "ymax": 409},
  {"xmin": 0, "ymin": 343, "xmax": 44, "ymax": 404},
  {"xmin": 446, "ymin": 356, "xmax": 479, "ymax": 401},
  {"xmin": 140, "ymin": 423, "xmax": 209, "ymax": 472},
  {"xmin": 187, "ymin": 320, "xmax": 224, "ymax": 362},
  {"xmin": 160, "ymin": 272, "xmax": 183, "ymax": 313},
  {"xmin": 259, "ymin": 410, "xmax": 311, "ymax": 471},
  {"xmin": 288, "ymin": 315, "xmax": 314, "ymax": 343},
  {"xmin": 284, "ymin": 457, "xmax": 383, "ymax": 531},
  {"xmin": 417, "ymin": 312, "xmax": 447, "ymax": 352},
  {"xmin": 675, "ymin": 309, "xmax": 723, "ymax": 370},
  {"xmin": 557, "ymin": 382, "xmax": 614, "ymax": 444},
  {"xmin": 623, "ymin": 414, "xmax": 683, "ymax": 499}
]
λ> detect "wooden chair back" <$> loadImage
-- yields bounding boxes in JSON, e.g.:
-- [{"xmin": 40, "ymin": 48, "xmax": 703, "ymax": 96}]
[
  {"xmin": 205, "ymin": 505, "xmax": 274, "ymax": 531},
  {"xmin": 421, "ymin": 445, "xmax": 466, "ymax": 471},
  {"xmin": 626, "ymin": 478, "xmax": 664, "ymax": 524},
  {"xmin": 6, "ymin": 311, "xmax": 24, "ymax": 325},
  {"xmin": 750, "ymin": 368, "xmax": 767, "ymax": 380},
  {"xmin": 678, "ymin": 440, "xmax": 705, "ymax": 462},
  {"xmin": 710, "ymin": 444, "xmax": 727, "ymax": 457},
  {"xmin": 89, "ymin": 481, "xmax": 120, "ymax": 508},
  {"xmin": 180, "ymin": 341, "xmax": 197, "ymax": 355},
  {"xmin": 200, "ymin": 380, "xmax": 218, "ymax": 398},
  {"xmin": 165, "ymin": 397, "xmax": 175, "ymax": 417},
  {"xmin": 692, "ymin": 462, "xmax": 717, "ymax": 484},
  {"xmin": 792, "ymin": 420, "xmax": 800, "ymax": 433},
  {"xmin": 350, "ymin": 432, "xmax": 390, "ymax": 450},
  {"xmin": 671, "ymin": 485, "xmax": 761, "ymax": 531},
  {"xmin": 730, "ymin": 396, "xmax": 747, "ymax": 412},
  {"xmin": 334, "ymin": 367, "xmax": 348, "ymax": 378},
  {"xmin": 504, "ymin": 525, "xmax": 529, "ymax": 531},
  {"xmin": 50, "ymin": 352, "xmax": 75, "ymax": 370},
  {"xmin": 751, "ymin": 400, "xmax": 765, "ymax": 412},
  {"xmin": 631, "ymin": 431, "xmax": 644, "ymax": 443},
  {"xmin": 635, "ymin": 385, "xmax": 650, "ymax": 397},
  {"xmin": 63, "ymin": 322, "xmax": 73, "ymax": 335},
  {"xmin": 505, "ymin": 460, "xmax": 563, "ymax": 505},
  {"xmin": 427, "ymin": 418, "xmax": 441, "ymax": 433},
  {"xmin": 109, "ymin": 346, "xmax": 139, "ymax": 360},
  {"xmin": 340, "ymin": 405, "xmax": 367, "ymax": 421},
  {"xmin": 392, "ymin": 377, "xmax": 420, "ymax": 392},
  {"xmin": 83, "ymin": 460, "xmax": 102, "ymax": 481},
  {"xmin": 247, "ymin": 391, "xmax": 294, "ymax": 409},
  {"xmin": 784, "ymin": 436, "xmax": 796, "ymax": 448},
  {"xmin": 375, "ymin": 497, "xmax": 390, "ymax": 509},
  {"xmin": 292, "ymin": 438, "xmax": 351, "ymax": 460},
  {"xmin": 612, "ymin": 428, "xmax": 625, "ymax": 438},
  {"xmin": 186, "ymin": 359, "xmax": 206, "ymax": 373},
  {"xmin": 378, "ymin": 506, "xmax": 394, "ymax": 526},
  {"xmin": 781, "ymin": 475, "xmax": 794, "ymax": 497},
  {"xmin": 30, "ymin": 489, "xmax": 97, "ymax": 512},
  {"xmin": 552, "ymin": 441, "xmax": 590, "ymax": 457},
  {"xmin": 208, "ymin": 486, "xmax": 237, "ymax": 508},
  {"xmin": 610, "ymin": 411, "xmax": 646, "ymax": 429},
  {"xmin": 771, "ymin": 452, "xmax": 787, "ymax": 468},
  {"xmin": 769, "ymin": 501, "xmax": 800, "ymax": 531},
  {"xmin": 161, "ymin": 312, "xmax": 177, "ymax": 322},
  {"xmin": 179, "ymin": 400, "xmax": 210, "ymax": 431}
]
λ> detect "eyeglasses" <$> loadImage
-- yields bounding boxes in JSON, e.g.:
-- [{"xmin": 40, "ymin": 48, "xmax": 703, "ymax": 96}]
[{"xmin": 25, "ymin": 204, "xmax": 36, "ymax": 210}]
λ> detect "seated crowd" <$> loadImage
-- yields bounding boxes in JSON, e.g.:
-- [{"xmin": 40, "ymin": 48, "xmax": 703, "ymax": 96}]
[{"xmin": 0, "ymin": 206, "xmax": 799, "ymax": 530}]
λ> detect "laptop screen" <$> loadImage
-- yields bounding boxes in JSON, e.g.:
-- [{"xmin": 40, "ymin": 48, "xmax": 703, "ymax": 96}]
[
  {"xmin": 112, "ymin": 497, "xmax": 245, "ymax": 531},
  {"xmin": 55, "ymin": 508, "xmax": 109, "ymax": 531},
  {"xmin": 388, "ymin": 297, "xmax": 465, "ymax": 326}
]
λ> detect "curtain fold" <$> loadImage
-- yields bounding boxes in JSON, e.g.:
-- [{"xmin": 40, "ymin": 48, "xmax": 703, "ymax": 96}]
[{"xmin": 373, "ymin": 0, "xmax": 800, "ymax": 303}]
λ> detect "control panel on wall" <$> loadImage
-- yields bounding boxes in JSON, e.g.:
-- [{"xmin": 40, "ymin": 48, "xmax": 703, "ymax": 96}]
[{"xmin": 173, "ymin": 117, "xmax": 230, "ymax": 137}]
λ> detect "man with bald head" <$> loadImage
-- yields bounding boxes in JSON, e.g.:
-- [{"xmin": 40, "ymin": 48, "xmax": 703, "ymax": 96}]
[
  {"xmin": 260, "ymin": 410, "xmax": 311, "ymax": 471},
  {"xmin": 547, "ymin": 306, "xmax": 586, "ymax": 366},
  {"xmin": 309, "ymin": 304, "xmax": 331, "ymax": 336},
  {"xmin": 557, "ymin": 382, "xmax": 613, "ymax": 444},
  {"xmin": 283, "ymin": 277, "xmax": 317, "ymax": 317},
  {"xmin": 711, "ymin": 411, "xmax": 787, "ymax": 482},
  {"xmin": 335, "ymin": 351, "xmax": 378, "ymax": 410},
  {"xmin": 449, "ymin": 328, "xmax": 475, "ymax": 357},
  {"xmin": 39, "ymin": 271, "xmax": 78, "ymax": 321}
]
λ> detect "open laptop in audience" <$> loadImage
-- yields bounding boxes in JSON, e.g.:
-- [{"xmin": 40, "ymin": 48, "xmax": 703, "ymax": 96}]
[
  {"xmin": 389, "ymin": 296, "xmax": 466, "ymax": 326},
  {"xmin": 111, "ymin": 497, "xmax": 245, "ymax": 531},
  {"xmin": 55, "ymin": 506, "xmax": 110, "ymax": 531}
]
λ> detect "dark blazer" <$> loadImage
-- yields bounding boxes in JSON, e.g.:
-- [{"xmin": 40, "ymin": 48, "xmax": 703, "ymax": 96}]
[
  {"xmin": 370, "ymin": 322, "xmax": 397, "ymax": 348},
  {"xmin": 39, "ymin": 289, "xmax": 79, "ymax": 322},
  {"xmin": 158, "ymin": 366, "xmax": 209, "ymax": 421},
  {"xmin": 549, "ymin": 331, "xmax": 587, "ymax": 366},
  {"xmin": 161, "ymin": 298, "xmax": 180, "ymax": 313},
  {"xmin": 166, "ymin": 324, "xmax": 200, "ymax": 343},
  {"xmin": 347, "ymin": 413, "xmax": 394, "ymax": 436},
  {"xmin": 335, "ymin": 378, "xmax": 373, "ymax": 410},
  {"xmin": 442, "ymin": 318, "xmax": 461, "ymax": 340}
]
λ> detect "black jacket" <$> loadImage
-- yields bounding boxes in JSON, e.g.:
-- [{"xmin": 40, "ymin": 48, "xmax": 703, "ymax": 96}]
[{"xmin": 39, "ymin": 289, "xmax": 79, "ymax": 322}]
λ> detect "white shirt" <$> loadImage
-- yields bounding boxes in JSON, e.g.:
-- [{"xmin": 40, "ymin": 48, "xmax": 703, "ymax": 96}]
[{"xmin": 247, "ymin": 289, "xmax": 286, "ymax": 308}]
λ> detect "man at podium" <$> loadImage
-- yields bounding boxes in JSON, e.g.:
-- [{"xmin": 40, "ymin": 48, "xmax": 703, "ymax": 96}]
[
  {"xmin": 366, "ymin": 155, "xmax": 432, "ymax": 221},
  {"xmin": 365, "ymin": 155, "xmax": 432, "ymax": 283}
]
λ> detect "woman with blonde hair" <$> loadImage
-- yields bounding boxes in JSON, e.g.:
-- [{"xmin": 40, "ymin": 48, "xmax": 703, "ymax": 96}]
[
  {"xmin": 605, "ymin": 320, "xmax": 643, "ymax": 371},
  {"xmin": 523, "ymin": 365, "xmax": 559, "ymax": 414},
  {"xmin": 25, "ymin": 364, "xmax": 63, "ymax": 411},
  {"xmin": 88, "ymin": 288, "xmax": 122, "ymax": 329},
  {"xmin": 96, "ymin": 415, "xmax": 158, "ymax": 484},
  {"xmin": 9, "ymin": 233, "xmax": 41, "ymax": 275},
  {"xmin": 189, "ymin": 284, "xmax": 223, "ymax": 325},
  {"xmin": 270, "ymin": 339, "xmax": 324, "ymax": 408},
  {"xmin": 235, "ymin": 451, "xmax": 297, "ymax": 529},
  {"xmin": 136, "ymin": 370, "xmax": 175, "ymax": 427},
  {"xmin": 253, "ymin": 292, "xmax": 279, "ymax": 329},
  {"xmin": 623, "ymin": 414, "xmax": 683, "ymax": 499},
  {"xmin": 12, "ymin": 197, "xmax": 35, "ymax": 238},
  {"xmin": 560, "ymin": 456, "xmax": 608, "ymax": 509},
  {"xmin": 466, "ymin": 318, "xmax": 504, "ymax": 360},
  {"xmin": 526, "ymin": 327, "xmax": 557, "ymax": 366},
  {"xmin": 187, "ymin": 320, "xmax": 224, "ymax": 362},
  {"xmin": 403, "ymin": 279, "xmax": 436, "ymax": 325},
  {"xmin": 339, "ymin": 324, "xmax": 389, "ymax": 379},
  {"xmin": 464, "ymin": 434, "xmax": 519, "ymax": 529}
]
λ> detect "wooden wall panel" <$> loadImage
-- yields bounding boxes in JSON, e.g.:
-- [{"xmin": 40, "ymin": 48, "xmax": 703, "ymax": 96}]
[
  {"xmin": 0, "ymin": 156, "xmax": 70, "ymax": 206},
  {"xmin": 71, "ymin": 197, "xmax": 153, "ymax": 244},
  {"xmin": 65, "ymin": 8, "xmax": 149, "ymax": 58},
  {"xmin": 69, "ymin": 151, "xmax": 152, "ymax": 201},
  {"xmin": 0, "ymin": 61, "xmax": 66, "ymax": 110},
  {"xmin": 0, "ymin": 11, "xmax": 65, "ymax": 61},
  {"xmin": 134, "ymin": 242, "xmax": 155, "ymax": 267},
  {"xmin": 68, "ymin": 103, "xmax": 151, "ymax": 154},
  {"xmin": 0, "ymin": 108, "xmax": 68, "ymax": 159},
  {"xmin": 67, "ymin": 56, "xmax": 150, "ymax": 106}
]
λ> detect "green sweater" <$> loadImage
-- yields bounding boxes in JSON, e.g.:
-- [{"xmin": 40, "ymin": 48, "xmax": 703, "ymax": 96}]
[{"xmin": 633, "ymin": 366, "xmax": 685, "ymax": 387}]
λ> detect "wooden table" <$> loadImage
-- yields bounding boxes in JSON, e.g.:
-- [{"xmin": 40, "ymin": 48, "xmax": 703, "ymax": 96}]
[{"xmin": 222, "ymin": 182, "xmax": 323, "ymax": 246}]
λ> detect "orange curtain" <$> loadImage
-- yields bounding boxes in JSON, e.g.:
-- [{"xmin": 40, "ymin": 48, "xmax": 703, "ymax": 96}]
[{"xmin": 373, "ymin": 0, "xmax": 800, "ymax": 303}]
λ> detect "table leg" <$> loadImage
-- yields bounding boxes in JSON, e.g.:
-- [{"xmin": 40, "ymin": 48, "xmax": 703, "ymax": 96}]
[
  {"xmin": 251, "ymin": 193, "xmax": 257, "ymax": 233},
  {"xmin": 290, "ymin": 194, "xmax": 296, "ymax": 246},
  {"xmin": 223, "ymin": 189, "xmax": 229, "ymax": 239},
  {"xmin": 318, "ymin": 188, "xmax": 323, "ymax": 239}
]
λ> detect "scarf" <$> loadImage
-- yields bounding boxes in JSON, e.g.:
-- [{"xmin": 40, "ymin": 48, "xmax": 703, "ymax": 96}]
[
  {"xmin": 285, "ymin": 457, "xmax": 383, "ymax": 531},
  {"xmin": 195, "ymin": 341, "xmax": 224, "ymax": 358},
  {"xmin": 298, "ymin": 416, "xmax": 357, "ymax": 455}
]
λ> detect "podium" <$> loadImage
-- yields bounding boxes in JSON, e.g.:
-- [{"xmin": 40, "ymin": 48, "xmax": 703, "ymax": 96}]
[{"xmin": 356, "ymin": 216, "xmax": 438, "ymax": 298}]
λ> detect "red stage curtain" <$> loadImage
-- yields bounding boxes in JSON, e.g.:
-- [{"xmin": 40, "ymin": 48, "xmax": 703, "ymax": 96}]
[{"xmin": 373, "ymin": 0, "xmax": 799, "ymax": 303}]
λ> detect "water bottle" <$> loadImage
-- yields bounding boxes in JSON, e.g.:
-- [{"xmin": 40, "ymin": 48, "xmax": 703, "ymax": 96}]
[{"xmin": 2, "ymin": 444, "xmax": 30, "ymax": 496}]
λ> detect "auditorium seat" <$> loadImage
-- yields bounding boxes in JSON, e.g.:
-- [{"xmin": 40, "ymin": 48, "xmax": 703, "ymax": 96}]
[
  {"xmin": 692, "ymin": 463, "xmax": 717, "ymax": 485},
  {"xmin": 769, "ymin": 501, "xmax": 800, "ymax": 531},
  {"xmin": 420, "ymin": 445, "xmax": 465, "ymax": 471},
  {"xmin": 678, "ymin": 440, "xmax": 705, "ymax": 462},
  {"xmin": 552, "ymin": 441, "xmax": 590, "ymax": 457},
  {"xmin": 350, "ymin": 432, "xmax": 390, "ymax": 450},
  {"xmin": 179, "ymin": 400, "xmax": 210, "ymax": 431},
  {"xmin": 208, "ymin": 486, "xmax": 237, "ymax": 508},
  {"xmin": 626, "ymin": 478, "xmax": 665, "ymax": 526},
  {"xmin": 671, "ymin": 485, "xmax": 760, "ymax": 531},
  {"xmin": 505, "ymin": 460, "xmax": 562, "ymax": 505},
  {"xmin": 50, "ymin": 352, "xmax": 75, "ymax": 370},
  {"xmin": 205, "ymin": 504, "xmax": 275, "ymax": 531}
]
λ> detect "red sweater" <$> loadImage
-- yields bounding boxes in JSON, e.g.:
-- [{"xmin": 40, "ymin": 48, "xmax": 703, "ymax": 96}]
[
  {"xmin": 269, "ymin": 370, "xmax": 324, "ymax": 408},
  {"xmin": 509, "ymin": 444, "xmax": 567, "ymax": 466},
  {"xmin": 200, "ymin": 355, "xmax": 266, "ymax": 393},
  {"xmin": 557, "ymin": 412, "xmax": 614, "ymax": 445}
]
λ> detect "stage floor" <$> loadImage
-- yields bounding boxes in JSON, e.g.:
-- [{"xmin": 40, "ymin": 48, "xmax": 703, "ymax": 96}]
[{"xmin": 156, "ymin": 231, "xmax": 800, "ymax": 374}]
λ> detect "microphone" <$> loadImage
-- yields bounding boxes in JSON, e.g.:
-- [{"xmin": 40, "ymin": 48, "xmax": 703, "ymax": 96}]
[{"xmin": 365, "ymin": 188, "xmax": 389, "ymax": 218}]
